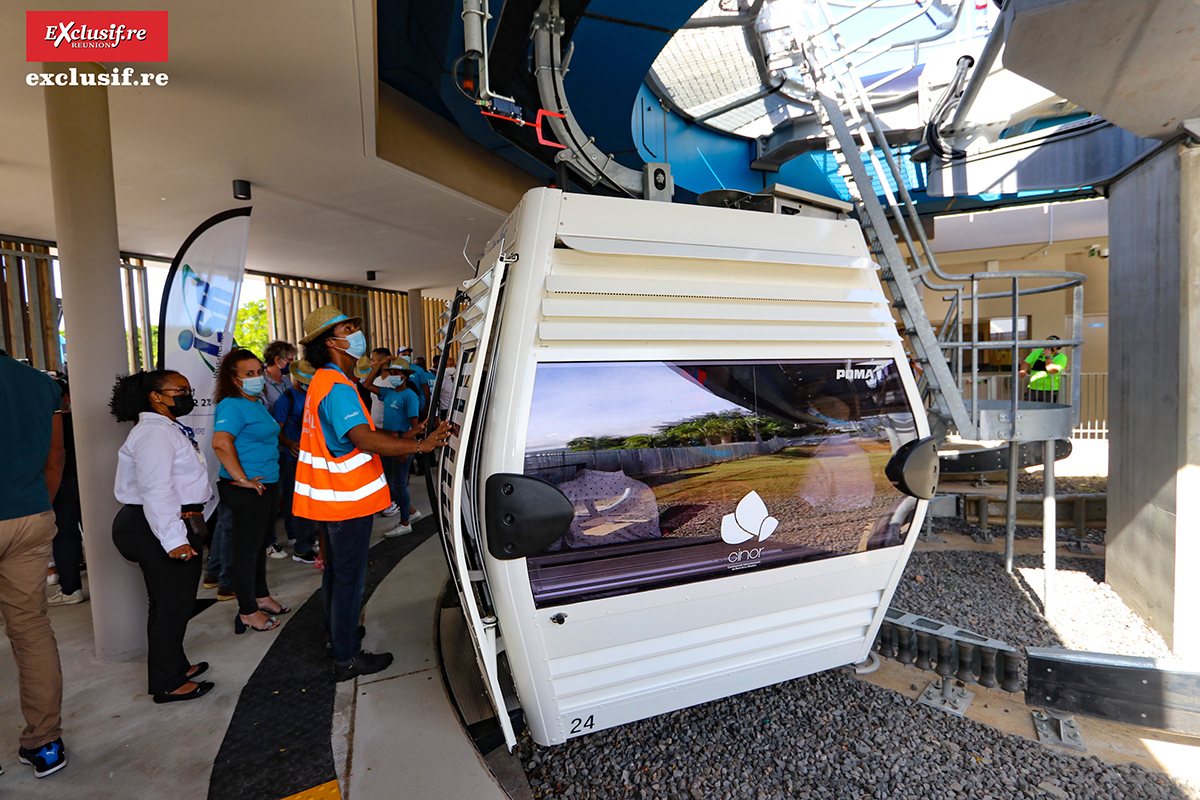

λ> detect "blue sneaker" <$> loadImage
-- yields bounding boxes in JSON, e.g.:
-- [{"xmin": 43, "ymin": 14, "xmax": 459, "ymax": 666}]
[{"xmin": 17, "ymin": 738, "xmax": 66, "ymax": 778}]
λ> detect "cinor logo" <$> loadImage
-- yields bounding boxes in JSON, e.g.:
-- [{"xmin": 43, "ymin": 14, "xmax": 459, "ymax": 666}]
[{"xmin": 720, "ymin": 491, "xmax": 778, "ymax": 545}]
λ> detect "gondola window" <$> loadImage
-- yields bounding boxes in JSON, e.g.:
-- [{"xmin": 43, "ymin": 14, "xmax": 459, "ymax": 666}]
[{"xmin": 522, "ymin": 360, "xmax": 919, "ymax": 607}]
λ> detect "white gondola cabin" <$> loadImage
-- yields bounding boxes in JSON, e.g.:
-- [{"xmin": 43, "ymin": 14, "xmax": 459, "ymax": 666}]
[{"xmin": 431, "ymin": 188, "xmax": 937, "ymax": 749}]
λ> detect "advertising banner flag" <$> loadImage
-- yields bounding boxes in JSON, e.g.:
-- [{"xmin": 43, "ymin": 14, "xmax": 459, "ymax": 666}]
[{"xmin": 157, "ymin": 208, "xmax": 251, "ymax": 513}]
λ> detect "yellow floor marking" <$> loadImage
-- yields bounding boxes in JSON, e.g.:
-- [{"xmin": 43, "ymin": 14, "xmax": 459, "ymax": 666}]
[{"xmin": 276, "ymin": 779, "xmax": 342, "ymax": 800}]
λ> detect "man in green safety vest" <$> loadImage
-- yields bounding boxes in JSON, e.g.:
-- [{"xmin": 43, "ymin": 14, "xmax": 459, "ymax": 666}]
[{"xmin": 1019, "ymin": 335, "xmax": 1067, "ymax": 403}]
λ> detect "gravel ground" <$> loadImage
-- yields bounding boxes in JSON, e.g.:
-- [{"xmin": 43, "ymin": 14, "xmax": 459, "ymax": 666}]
[
  {"xmin": 1015, "ymin": 476, "xmax": 1107, "ymax": 495},
  {"xmin": 517, "ymin": 506, "xmax": 1196, "ymax": 800},
  {"xmin": 517, "ymin": 668, "xmax": 1192, "ymax": 799}
]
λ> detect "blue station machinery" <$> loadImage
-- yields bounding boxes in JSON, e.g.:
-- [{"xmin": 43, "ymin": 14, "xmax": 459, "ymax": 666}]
[{"xmin": 377, "ymin": 0, "xmax": 1157, "ymax": 210}]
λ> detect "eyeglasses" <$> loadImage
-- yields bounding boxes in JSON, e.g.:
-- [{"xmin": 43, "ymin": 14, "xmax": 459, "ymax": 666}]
[{"xmin": 161, "ymin": 388, "xmax": 194, "ymax": 396}]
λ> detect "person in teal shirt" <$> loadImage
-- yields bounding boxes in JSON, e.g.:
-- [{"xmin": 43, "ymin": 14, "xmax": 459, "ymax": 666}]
[
  {"xmin": 407, "ymin": 356, "xmax": 433, "ymax": 415},
  {"xmin": 211, "ymin": 349, "xmax": 288, "ymax": 634},
  {"xmin": 363, "ymin": 357, "xmax": 423, "ymax": 534},
  {"xmin": 272, "ymin": 359, "xmax": 318, "ymax": 563},
  {"xmin": 1020, "ymin": 335, "xmax": 1068, "ymax": 403},
  {"xmin": 404, "ymin": 354, "xmax": 435, "ymax": 477}
]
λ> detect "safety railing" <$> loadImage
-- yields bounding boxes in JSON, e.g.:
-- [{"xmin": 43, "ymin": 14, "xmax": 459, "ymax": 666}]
[
  {"xmin": 795, "ymin": 0, "xmax": 1086, "ymax": 440},
  {"xmin": 1067, "ymin": 373, "xmax": 1108, "ymax": 440},
  {"xmin": 957, "ymin": 372, "xmax": 1107, "ymax": 440}
]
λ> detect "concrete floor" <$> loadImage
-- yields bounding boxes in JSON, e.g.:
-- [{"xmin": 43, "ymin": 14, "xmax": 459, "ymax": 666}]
[
  {"xmin": 0, "ymin": 492, "xmax": 506, "ymax": 799},
  {"xmin": 0, "ymin": 541, "xmax": 317, "ymax": 796},
  {"xmin": 340, "ymin": 537, "xmax": 507, "ymax": 800}
]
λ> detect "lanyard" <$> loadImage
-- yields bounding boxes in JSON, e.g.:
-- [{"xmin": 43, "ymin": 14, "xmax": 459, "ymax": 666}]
[{"xmin": 173, "ymin": 420, "xmax": 206, "ymax": 466}]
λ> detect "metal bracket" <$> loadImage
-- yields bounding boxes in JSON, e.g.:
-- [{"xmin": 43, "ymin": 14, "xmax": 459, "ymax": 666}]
[
  {"xmin": 480, "ymin": 108, "xmax": 567, "ymax": 150},
  {"xmin": 530, "ymin": 10, "xmax": 565, "ymax": 36},
  {"xmin": 1032, "ymin": 709, "xmax": 1086, "ymax": 751},
  {"xmin": 918, "ymin": 677, "xmax": 975, "ymax": 717}
]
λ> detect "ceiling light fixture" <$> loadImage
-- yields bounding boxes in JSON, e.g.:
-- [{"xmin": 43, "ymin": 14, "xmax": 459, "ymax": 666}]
[{"xmin": 232, "ymin": 179, "xmax": 251, "ymax": 201}]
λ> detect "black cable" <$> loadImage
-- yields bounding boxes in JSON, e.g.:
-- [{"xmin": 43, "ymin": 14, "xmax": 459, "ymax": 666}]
[
  {"xmin": 451, "ymin": 53, "xmax": 478, "ymax": 103},
  {"xmin": 923, "ymin": 55, "xmax": 973, "ymax": 160}
]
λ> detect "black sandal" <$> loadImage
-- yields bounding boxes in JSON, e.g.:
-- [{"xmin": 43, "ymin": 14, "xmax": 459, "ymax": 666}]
[{"xmin": 234, "ymin": 614, "xmax": 279, "ymax": 634}]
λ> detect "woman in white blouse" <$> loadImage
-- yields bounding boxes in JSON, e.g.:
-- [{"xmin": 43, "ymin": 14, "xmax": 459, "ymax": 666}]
[{"xmin": 110, "ymin": 370, "xmax": 215, "ymax": 704}]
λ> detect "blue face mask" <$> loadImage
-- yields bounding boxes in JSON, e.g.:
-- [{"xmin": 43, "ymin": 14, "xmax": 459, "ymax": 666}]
[
  {"xmin": 387, "ymin": 375, "xmax": 406, "ymax": 388},
  {"xmin": 280, "ymin": 362, "xmax": 290, "ymax": 376},
  {"xmin": 334, "ymin": 330, "xmax": 367, "ymax": 359},
  {"xmin": 240, "ymin": 375, "xmax": 265, "ymax": 396}
]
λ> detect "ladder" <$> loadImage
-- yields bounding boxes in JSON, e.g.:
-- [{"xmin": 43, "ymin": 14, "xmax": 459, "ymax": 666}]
[{"xmin": 790, "ymin": 0, "xmax": 978, "ymax": 438}]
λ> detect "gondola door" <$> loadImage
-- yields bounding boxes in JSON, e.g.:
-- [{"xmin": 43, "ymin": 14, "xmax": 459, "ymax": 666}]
[{"xmin": 433, "ymin": 259, "xmax": 517, "ymax": 751}]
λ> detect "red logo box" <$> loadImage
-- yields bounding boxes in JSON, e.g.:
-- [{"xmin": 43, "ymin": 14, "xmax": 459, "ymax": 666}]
[{"xmin": 27, "ymin": 10, "xmax": 168, "ymax": 62}]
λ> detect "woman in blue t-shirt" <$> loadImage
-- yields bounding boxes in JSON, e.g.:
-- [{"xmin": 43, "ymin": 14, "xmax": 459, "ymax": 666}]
[{"xmin": 211, "ymin": 348, "xmax": 288, "ymax": 634}]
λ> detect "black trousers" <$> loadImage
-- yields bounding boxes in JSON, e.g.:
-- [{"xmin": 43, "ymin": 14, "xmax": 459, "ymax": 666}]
[
  {"xmin": 52, "ymin": 478, "xmax": 84, "ymax": 595},
  {"xmin": 112, "ymin": 505, "xmax": 201, "ymax": 695},
  {"xmin": 217, "ymin": 480, "xmax": 279, "ymax": 616}
]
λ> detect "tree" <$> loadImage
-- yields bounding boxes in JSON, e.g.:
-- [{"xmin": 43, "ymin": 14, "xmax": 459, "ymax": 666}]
[{"xmin": 234, "ymin": 299, "xmax": 270, "ymax": 358}]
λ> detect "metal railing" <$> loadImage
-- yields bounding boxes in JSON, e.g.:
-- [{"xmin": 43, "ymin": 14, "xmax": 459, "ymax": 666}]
[
  {"xmin": 1068, "ymin": 373, "xmax": 1108, "ymax": 440},
  {"xmin": 795, "ymin": 0, "xmax": 1086, "ymax": 441},
  {"xmin": 958, "ymin": 372, "xmax": 1108, "ymax": 440}
]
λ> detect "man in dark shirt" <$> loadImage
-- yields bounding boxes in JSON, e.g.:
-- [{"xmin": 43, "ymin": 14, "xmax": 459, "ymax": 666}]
[
  {"xmin": 0, "ymin": 352, "xmax": 69, "ymax": 777},
  {"xmin": 48, "ymin": 380, "xmax": 85, "ymax": 605}
]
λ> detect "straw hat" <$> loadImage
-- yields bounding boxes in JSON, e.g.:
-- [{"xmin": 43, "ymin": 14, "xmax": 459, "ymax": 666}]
[
  {"xmin": 353, "ymin": 355, "xmax": 373, "ymax": 380},
  {"xmin": 292, "ymin": 359, "xmax": 316, "ymax": 386},
  {"xmin": 387, "ymin": 356, "xmax": 415, "ymax": 374},
  {"xmin": 299, "ymin": 304, "xmax": 362, "ymax": 344}
]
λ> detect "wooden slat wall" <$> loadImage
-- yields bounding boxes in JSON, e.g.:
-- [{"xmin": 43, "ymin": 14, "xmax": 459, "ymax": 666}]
[
  {"xmin": 366, "ymin": 287, "xmax": 409, "ymax": 354},
  {"xmin": 120, "ymin": 258, "xmax": 155, "ymax": 372},
  {"xmin": 422, "ymin": 295, "xmax": 460, "ymax": 363},
  {"xmin": 0, "ymin": 241, "xmax": 62, "ymax": 371},
  {"xmin": 261, "ymin": 273, "xmax": 410, "ymax": 355}
]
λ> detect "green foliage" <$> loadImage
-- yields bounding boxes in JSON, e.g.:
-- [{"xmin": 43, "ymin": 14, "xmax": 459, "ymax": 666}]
[
  {"xmin": 568, "ymin": 412, "xmax": 792, "ymax": 452},
  {"xmin": 234, "ymin": 299, "xmax": 270, "ymax": 359},
  {"xmin": 567, "ymin": 435, "xmax": 627, "ymax": 451}
]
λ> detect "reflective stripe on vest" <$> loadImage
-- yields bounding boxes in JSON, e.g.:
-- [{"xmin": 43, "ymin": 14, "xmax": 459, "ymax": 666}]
[
  {"xmin": 294, "ymin": 473, "xmax": 389, "ymax": 503},
  {"xmin": 292, "ymin": 365, "xmax": 391, "ymax": 521}
]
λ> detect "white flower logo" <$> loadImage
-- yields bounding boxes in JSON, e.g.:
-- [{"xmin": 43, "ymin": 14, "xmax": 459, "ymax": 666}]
[{"xmin": 721, "ymin": 490, "xmax": 779, "ymax": 545}]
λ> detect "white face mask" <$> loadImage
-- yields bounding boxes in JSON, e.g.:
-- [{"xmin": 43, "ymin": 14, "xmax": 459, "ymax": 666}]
[{"xmin": 331, "ymin": 330, "xmax": 367, "ymax": 359}]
